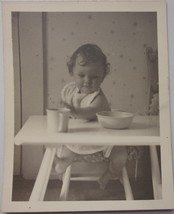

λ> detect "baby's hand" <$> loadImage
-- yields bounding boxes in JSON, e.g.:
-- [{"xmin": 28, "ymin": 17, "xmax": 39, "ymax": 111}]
[{"xmin": 72, "ymin": 92, "xmax": 86, "ymax": 108}]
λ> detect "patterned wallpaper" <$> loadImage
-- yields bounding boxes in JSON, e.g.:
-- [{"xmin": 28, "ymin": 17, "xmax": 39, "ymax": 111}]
[{"xmin": 45, "ymin": 12, "xmax": 157, "ymax": 114}]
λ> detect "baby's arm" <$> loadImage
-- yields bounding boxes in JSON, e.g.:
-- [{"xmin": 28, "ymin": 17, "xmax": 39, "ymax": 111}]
[{"xmin": 72, "ymin": 92, "xmax": 111, "ymax": 120}]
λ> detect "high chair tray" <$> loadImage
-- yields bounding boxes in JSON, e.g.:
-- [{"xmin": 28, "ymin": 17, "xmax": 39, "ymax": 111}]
[{"xmin": 15, "ymin": 115, "xmax": 160, "ymax": 146}]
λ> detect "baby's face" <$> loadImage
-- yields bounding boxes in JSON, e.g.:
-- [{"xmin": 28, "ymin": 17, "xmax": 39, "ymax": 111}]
[{"xmin": 72, "ymin": 61, "xmax": 105, "ymax": 94}]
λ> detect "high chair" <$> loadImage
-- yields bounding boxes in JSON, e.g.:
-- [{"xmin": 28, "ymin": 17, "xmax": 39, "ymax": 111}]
[{"xmin": 27, "ymin": 47, "xmax": 161, "ymax": 202}]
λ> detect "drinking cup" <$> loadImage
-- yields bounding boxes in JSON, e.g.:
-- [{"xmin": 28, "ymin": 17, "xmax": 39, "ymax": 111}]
[
  {"xmin": 58, "ymin": 108, "xmax": 70, "ymax": 132},
  {"xmin": 46, "ymin": 108, "xmax": 59, "ymax": 132}
]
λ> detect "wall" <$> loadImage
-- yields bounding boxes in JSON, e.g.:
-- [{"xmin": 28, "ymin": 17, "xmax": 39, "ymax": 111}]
[{"xmin": 45, "ymin": 12, "xmax": 157, "ymax": 114}]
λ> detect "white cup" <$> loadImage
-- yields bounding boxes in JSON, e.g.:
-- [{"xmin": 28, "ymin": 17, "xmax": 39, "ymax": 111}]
[
  {"xmin": 58, "ymin": 108, "xmax": 70, "ymax": 132},
  {"xmin": 46, "ymin": 108, "xmax": 70, "ymax": 132},
  {"xmin": 46, "ymin": 108, "xmax": 59, "ymax": 132}
]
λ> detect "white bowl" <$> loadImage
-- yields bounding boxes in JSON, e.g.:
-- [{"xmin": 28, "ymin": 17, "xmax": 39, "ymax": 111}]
[{"xmin": 96, "ymin": 111, "xmax": 134, "ymax": 129}]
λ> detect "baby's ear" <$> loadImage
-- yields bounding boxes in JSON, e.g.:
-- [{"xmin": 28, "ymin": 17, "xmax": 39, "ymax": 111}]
[{"xmin": 105, "ymin": 63, "xmax": 110, "ymax": 75}]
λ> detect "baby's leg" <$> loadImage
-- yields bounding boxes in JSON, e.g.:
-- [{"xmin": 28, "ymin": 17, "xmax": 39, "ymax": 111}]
[
  {"xmin": 54, "ymin": 146, "xmax": 77, "ymax": 174},
  {"xmin": 99, "ymin": 146, "xmax": 128, "ymax": 189},
  {"xmin": 109, "ymin": 146, "xmax": 128, "ymax": 178}
]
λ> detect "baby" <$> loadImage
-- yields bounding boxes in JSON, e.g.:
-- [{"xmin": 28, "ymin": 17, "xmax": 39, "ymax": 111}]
[{"xmin": 55, "ymin": 44, "xmax": 127, "ymax": 189}]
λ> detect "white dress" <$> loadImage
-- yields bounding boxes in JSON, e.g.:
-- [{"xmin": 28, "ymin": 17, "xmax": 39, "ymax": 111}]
[{"xmin": 57, "ymin": 82, "xmax": 112, "ymax": 156}]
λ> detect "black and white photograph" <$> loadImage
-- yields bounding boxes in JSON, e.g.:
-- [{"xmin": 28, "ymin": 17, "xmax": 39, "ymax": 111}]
[{"xmin": 1, "ymin": 0, "xmax": 174, "ymax": 212}]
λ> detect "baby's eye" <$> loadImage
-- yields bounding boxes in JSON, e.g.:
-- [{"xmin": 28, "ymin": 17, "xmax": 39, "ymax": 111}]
[{"xmin": 78, "ymin": 74, "xmax": 85, "ymax": 78}]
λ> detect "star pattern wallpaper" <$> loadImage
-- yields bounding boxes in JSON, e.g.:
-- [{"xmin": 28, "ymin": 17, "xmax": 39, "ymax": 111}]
[{"xmin": 44, "ymin": 12, "xmax": 157, "ymax": 114}]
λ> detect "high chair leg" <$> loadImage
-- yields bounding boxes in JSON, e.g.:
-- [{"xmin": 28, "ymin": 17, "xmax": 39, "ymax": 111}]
[
  {"xmin": 29, "ymin": 147, "xmax": 56, "ymax": 201},
  {"xmin": 59, "ymin": 165, "xmax": 72, "ymax": 201},
  {"xmin": 122, "ymin": 166, "xmax": 134, "ymax": 200},
  {"xmin": 149, "ymin": 146, "xmax": 162, "ymax": 199}
]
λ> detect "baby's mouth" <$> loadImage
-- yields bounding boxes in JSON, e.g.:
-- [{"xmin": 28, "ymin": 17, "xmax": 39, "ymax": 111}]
[
  {"xmin": 82, "ymin": 85, "xmax": 92, "ymax": 93},
  {"xmin": 83, "ymin": 83, "xmax": 91, "ymax": 87}
]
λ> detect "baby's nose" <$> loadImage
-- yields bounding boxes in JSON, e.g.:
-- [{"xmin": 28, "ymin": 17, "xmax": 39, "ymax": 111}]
[{"xmin": 84, "ymin": 76, "xmax": 91, "ymax": 83}]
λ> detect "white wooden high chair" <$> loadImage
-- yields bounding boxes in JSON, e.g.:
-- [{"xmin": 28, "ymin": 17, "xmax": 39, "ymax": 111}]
[
  {"xmin": 28, "ymin": 47, "xmax": 161, "ymax": 202},
  {"xmin": 58, "ymin": 47, "xmax": 161, "ymax": 201}
]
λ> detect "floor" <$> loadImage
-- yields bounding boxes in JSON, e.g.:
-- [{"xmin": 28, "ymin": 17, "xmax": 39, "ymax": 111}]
[{"xmin": 12, "ymin": 175, "xmax": 154, "ymax": 201}]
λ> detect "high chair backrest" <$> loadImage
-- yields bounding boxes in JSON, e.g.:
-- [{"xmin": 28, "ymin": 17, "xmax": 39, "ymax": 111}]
[{"xmin": 146, "ymin": 47, "xmax": 159, "ymax": 115}]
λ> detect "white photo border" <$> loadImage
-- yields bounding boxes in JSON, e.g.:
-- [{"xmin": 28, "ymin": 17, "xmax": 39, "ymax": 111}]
[{"xmin": 1, "ymin": 0, "xmax": 174, "ymax": 212}]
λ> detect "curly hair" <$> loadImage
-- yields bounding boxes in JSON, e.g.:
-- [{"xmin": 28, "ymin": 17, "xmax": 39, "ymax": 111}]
[{"xmin": 67, "ymin": 43, "xmax": 110, "ymax": 76}]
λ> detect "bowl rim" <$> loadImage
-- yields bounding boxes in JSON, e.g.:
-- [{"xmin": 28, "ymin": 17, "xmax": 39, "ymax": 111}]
[{"xmin": 96, "ymin": 110, "xmax": 134, "ymax": 119}]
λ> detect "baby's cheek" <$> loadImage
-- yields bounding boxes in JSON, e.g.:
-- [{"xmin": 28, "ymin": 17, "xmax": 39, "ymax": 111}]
[{"xmin": 94, "ymin": 81, "xmax": 101, "ymax": 88}]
